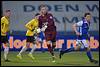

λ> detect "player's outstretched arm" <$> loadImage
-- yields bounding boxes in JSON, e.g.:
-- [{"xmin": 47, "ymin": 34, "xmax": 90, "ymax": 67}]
[{"xmin": 72, "ymin": 23, "xmax": 80, "ymax": 36}]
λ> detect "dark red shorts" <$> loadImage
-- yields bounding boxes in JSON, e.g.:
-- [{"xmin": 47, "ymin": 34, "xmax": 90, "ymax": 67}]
[{"xmin": 44, "ymin": 31, "xmax": 56, "ymax": 42}]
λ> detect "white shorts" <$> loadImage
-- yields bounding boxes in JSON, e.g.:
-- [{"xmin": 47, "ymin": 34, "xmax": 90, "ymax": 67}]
[
  {"xmin": 36, "ymin": 37, "xmax": 42, "ymax": 42},
  {"xmin": 76, "ymin": 39, "xmax": 89, "ymax": 48}
]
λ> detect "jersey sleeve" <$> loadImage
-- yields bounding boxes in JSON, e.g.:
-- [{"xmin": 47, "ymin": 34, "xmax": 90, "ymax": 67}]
[
  {"xmin": 48, "ymin": 13, "xmax": 55, "ymax": 26},
  {"xmin": 1, "ymin": 17, "xmax": 6, "ymax": 33},
  {"xmin": 25, "ymin": 19, "xmax": 38, "ymax": 31},
  {"xmin": 25, "ymin": 19, "xmax": 34, "ymax": 31},
  {"xmin": 76, "ymin": 21, "xmax": 83, "ymax": 26}
]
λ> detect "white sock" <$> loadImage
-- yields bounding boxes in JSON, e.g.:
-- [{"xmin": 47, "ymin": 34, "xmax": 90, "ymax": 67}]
[
  {"xmin": 29, "ymin": 44, "xmax": 36, "ymax": 54},
  {"xmin": 19, "ymin": 46, "xmax": 27, "ymax": 55},
  {"xmin": 4, "ymin": 47, "xmax": 9, "ymax": 60}
]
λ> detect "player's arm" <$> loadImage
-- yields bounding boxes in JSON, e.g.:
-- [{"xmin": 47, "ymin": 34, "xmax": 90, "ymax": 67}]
[
  {"xmin": 1, "ymin": 18, "xmax": 7, "ymax": 34},
  {"xmin": 25, "ymin": 19, "xmax": 35, "ymax": 31},
  {"xmin": 41, "ymin": 24, "xmax": 47, "ymax": 32},
  {"xmin": 72, "ymin": 21, "xmax": 83, "ymax": 36},
  {"xmin": 72, "ymin": 23, "xmax": 79, "ymax": 35},
  {"xmin": 48, "ymin": 13, "xmax": 55, "ymax": 26}
]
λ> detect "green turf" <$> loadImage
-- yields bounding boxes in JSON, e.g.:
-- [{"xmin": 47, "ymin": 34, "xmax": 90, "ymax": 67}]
[{"xmin": 1, "ymin": 51, "xmax": 99, "ymax": 66}]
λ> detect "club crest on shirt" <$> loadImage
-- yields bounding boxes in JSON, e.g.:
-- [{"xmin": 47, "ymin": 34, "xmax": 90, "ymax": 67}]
[{"xmin": 50, "ymin": 16, "xmax": 53, "ymax": 19}]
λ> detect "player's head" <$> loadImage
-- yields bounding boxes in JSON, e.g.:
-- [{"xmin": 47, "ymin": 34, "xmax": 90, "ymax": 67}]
[
  {"xmin": 84, "ymin": 12, "xmax": 91, "ymax": 22},
  {"xmin": 4, "ymin": 10, "xmax": 11, "ymax": 17},
  {"xmin": 39, "ymin": 4, "xmax": 48, "ymax": 15}
]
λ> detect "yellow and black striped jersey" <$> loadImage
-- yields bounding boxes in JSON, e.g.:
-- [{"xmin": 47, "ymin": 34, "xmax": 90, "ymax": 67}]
[
  {"xmin": 25, "ymin": 18, "xmax": 39, "ymax": 36},
  {"xmin": 1, "ymin": 16, "xmax": 10, "ymax": 36}
]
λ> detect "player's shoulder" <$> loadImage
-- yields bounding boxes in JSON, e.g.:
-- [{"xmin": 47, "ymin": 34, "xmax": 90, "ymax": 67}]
[
  {"xmin": 47, "ymin": 12, "xmax": 54, "ymax": 19},
  {"xmin": 30, "ymin": 18, "xmax": 37, "ymax": 23},
  {"xmin": 77, "ymin": 20, "xmax": 83, "ymax": 23},
  {"xmin": 76, "ymin": 20, "xmax": 83, "ymax": 26},
  {"xmin": 47, "ymin": 12, "xmax": 53, "ymax": 16},
  {"xmin": 1, "ymin": 16, "xmax": 6, "ymax": 20}
]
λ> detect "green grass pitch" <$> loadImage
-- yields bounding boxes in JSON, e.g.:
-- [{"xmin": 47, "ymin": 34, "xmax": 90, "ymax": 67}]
[{"xmin": 1, "ymin": 51, "xmax": 99, "ymax": 66}]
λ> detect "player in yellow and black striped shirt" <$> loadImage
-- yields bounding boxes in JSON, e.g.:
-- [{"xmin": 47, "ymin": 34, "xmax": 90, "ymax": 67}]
[
  {"xmin": 1, "ymin": 10, "xmax": 11, "ymax": 62},
  {"xmin": 17, "ymin": 13, "xmax": 42, "ymax": 60}
]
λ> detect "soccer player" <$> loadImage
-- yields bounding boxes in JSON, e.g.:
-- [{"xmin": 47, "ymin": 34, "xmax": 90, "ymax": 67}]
[
  {"xmin": 1, "ymin": 10, "xmax": 11, "ymax": 62},
  {"xmin": 59, "ymin": 13, "xmax": 98, "ymax": 64},
  {"xmin": 17, "ymin": 14, "xmax": 41, "ymax": 60},
  {"xmin": 38, "ymin": 4, "xmax": 57, "ymax": 62}
]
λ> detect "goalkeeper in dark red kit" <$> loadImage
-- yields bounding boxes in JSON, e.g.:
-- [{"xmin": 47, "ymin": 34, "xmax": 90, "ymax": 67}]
[{"xmin": 38, "ymin": 4, "xmax": 56, "ymax": 62}]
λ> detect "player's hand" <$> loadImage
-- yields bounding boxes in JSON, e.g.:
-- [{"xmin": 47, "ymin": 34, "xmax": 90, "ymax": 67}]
[
  {"xmin": 36, "ymin": 28, "xmax": 41, "ymax": 33},
  {"xmin": 41, "ymin": 25, "xmax": 47, "ymax": 32}
]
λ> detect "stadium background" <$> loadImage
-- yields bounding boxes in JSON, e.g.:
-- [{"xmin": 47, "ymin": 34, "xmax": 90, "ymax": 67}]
[{"xmin": 1, "ymin": 1, "xmax": 99, "ymax": 51}]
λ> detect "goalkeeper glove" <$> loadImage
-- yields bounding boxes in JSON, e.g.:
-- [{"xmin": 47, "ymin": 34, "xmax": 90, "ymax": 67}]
[
  {"xmin": 41, "ymin": 25, "xmax": 47, "ymax": 32},
  {"xmin": 36, "ymin": 28, "xmax": 41, "ymax": 33}
]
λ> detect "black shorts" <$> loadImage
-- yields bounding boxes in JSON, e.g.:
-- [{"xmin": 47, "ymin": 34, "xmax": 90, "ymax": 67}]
[
  {"xmin": 26, "ymin": 36, "xmax": 36, "ymax": 43},
  {"xmin": 1, "ymin": 36, "xmax": 9, "ymax": 44}
]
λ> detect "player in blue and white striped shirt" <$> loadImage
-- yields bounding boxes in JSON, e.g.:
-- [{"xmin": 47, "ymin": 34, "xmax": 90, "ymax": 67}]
[{"xmin": 59, "ymin": 13, "xmax": 98, "ymax": 64}]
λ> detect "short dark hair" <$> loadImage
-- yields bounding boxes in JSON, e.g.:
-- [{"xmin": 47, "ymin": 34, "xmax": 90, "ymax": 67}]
[
  {"xmin": 5, "ymin": 10, "xmax": 11, "ymax": 12},
  {"xmin": 39, "ymin": 4, "xmax": 47, "ymax": 10},
  {"xmin": 35, "ymin": 13, "xmax": 40, "ymax": 16},
  {"xmin": 84, "ymin": 12, "xmax": 91, "ymax": 17}
]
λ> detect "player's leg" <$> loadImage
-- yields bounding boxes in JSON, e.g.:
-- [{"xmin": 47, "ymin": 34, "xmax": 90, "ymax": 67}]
[
  {"xmin": 51, "ymin": 31, "xmax": 56, "ymax": 51},
  {"xmin": 29, "ymin": 43, "xmax": 36, "ymax": 55},
  {"xmin": 51, "ymin": 31, "xmax": 57, "ymax": 62},
  {"xmin": 37, "ymin": 36, "xmax": 44, "ymax": 53},
  {"xmin": 59, "ymin": 40, "xmax": 81, "ymax": 59},
  {"xmin": 45, "ymin": 32, "xmax": 53, "ymax": 55},
  {"xmin": 1, "ymin": 36, "xmax": 10, "ymax": 62},
  {"xmin": 28, "ymin": 36, "xmax": 37, "ymax": 60},
  {"xmin": 29, "ymin": 36, "xmax": 37, "ymax": 54},
  {"xmin": 52, "ymin": 41, "xmax": 56, "ymax": 62},
  {"xmin": 28, "ymin": 43, "xmax": 36, "ymax": 60},
  {"xmin": 82, "ymin": 40, "xmax": 98, "ymax": 64},
  {"xmin": 47, "ymin": 41, "xmax": 54, "ymax": 56},
  {"xmin": 45, "ymin": 31, "xmax": 56, "ymax": 62},
  {"xmin": 46, "ymin": 41, "xmax": 56, "ymax": 62},
  {"xmin": 17, "ymin": 36, "xmax": 30, "ymax": 59},
  {"xmin": 39, "ymin": 32, "xmax": 45, "ymax": 53},
  {"xmin": 17, "ymin": 43, "xmax": 29, "ymax": 59}
]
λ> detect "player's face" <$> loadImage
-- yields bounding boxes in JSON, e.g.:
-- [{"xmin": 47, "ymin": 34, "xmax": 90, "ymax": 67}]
[
  {"xmin": 85, "ymin": 15, "xmax": 91, "ymax": 22},
  {"xmin": 40, "ymin": 7, "xmax": 48, "ymax": 15},
  {"xmin": 5, "ymin": 12, "xmax": 11, "ymax": 17}
]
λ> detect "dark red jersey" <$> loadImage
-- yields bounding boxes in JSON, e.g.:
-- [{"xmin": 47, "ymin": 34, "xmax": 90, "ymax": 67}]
[{"xmin": 38, "ymin": 13, "xmax": 56, "ymax": 32}]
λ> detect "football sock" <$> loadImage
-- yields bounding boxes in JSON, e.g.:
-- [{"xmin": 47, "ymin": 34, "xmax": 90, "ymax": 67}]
[
  {"xmin": 86, "ymin": 51, "xmax": 92, "ymax": 60},
  {"xmin": 47, "ymin": 44, "xmax": 54, "ymax": 56},
  {"xmin": 29, "ymin": 44, "xmax": 36, "ymax": 54},
  {"xmin": 19, "ymin": 45, "xmax": 27, "ymax": 55},
  {"xmin": 4, "ymin": 47, "xmax": 9, "ymax": 60},
  {"xmin": 63, "ymin": 47, "xmax": 74, "ymax": 54}
]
